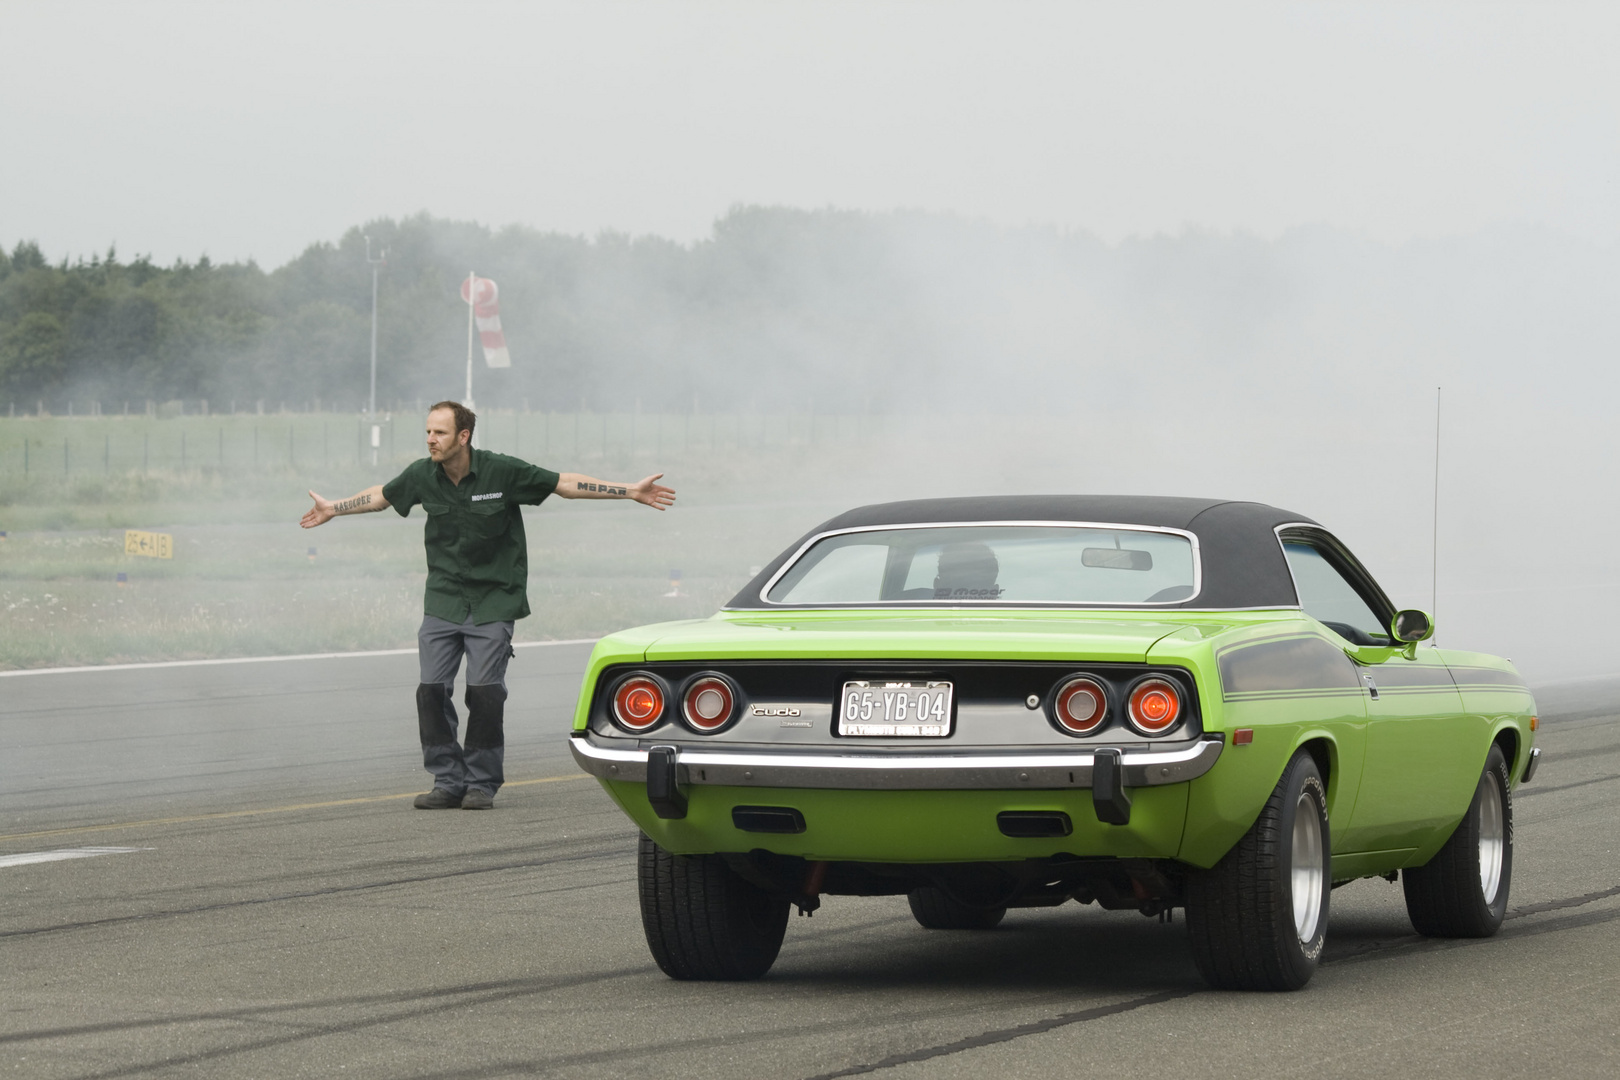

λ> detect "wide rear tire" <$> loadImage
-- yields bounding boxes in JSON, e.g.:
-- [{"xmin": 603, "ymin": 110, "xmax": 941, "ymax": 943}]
[
  {"xmin": 1403, "ymin": 744, "xmax": 1513, "ymax": 937},
  {"xmin": 1185, "ymin": 749, "xmax": 1331, "ymax": 991},
  {"xmin": 638, "ymin": 834, "xmax": 790, "ymax": 980},
  {"xmin": 907, "ymin": 886, "xmax": 1006, "ymax": 929}
]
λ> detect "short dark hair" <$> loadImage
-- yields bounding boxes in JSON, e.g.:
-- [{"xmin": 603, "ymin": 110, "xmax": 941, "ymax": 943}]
[{"xmin": 429, "ymin": 400, "xmax": 476, "ymax": 438}]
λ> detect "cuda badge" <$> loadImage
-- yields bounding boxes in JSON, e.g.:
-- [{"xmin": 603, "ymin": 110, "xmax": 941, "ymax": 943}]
[{"xmin": 751, "ymin": 706, "xmax": 801, "ymax": 717}]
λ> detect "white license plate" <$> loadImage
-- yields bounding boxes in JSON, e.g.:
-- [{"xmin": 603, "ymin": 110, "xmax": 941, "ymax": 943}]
[{"xmin": 838, "ymin": 681, "xmax": 954, "ymax": 737}]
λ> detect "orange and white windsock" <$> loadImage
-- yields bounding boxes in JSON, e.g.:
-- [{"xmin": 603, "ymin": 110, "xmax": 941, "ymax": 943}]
[{"xmin": 459, "ymin": 275, "xmax": 512, "ymax": 368}]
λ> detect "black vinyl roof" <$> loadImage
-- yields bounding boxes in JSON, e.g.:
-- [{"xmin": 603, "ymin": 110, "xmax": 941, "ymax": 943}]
[{"xmin": 725, "ymin": 495, "xmax": 1317, "ymax": 610}]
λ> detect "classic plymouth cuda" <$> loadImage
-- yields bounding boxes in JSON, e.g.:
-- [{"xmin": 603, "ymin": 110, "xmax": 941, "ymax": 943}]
[{"xmin": 568, "ymin": 496, "xmax": 1538, "ymax": 990}]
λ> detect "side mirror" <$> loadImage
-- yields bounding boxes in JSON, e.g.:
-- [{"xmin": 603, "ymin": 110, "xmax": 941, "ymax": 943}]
[{"xmin": 1391, "ymin": 609, "xmax": 1434, "ymax": 643}]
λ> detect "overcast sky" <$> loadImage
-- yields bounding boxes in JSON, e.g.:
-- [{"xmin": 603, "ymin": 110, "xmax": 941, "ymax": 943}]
[{"xmin": 3, "ymin": 0, "xmax": 1616, "ymax": 268}]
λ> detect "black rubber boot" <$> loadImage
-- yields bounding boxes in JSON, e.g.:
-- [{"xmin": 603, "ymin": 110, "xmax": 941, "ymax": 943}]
[
  {"xmin": 416, "ymin": 682, "xmax": 466, "ymax": 795},
  {"xmin": 463, "ymin": 683, "xmax": 507, "ymax": 797}
]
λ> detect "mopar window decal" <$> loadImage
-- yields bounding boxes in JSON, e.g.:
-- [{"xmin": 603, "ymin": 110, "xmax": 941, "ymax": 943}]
[{"xmin": 1217, "ymin": 634, "xmax": 1361, "ymax": 698}]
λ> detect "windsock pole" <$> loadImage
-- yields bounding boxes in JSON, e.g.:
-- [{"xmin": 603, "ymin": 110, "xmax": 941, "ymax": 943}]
[{"xmin": 464, "ymin": 270, "xmax": 477, "ymax": 411}]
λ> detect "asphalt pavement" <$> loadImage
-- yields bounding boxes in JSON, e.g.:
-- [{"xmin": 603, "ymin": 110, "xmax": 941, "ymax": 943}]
[{"xmin": 2, "ymin": 653, "xmax": 1618, "ymax": 1079}]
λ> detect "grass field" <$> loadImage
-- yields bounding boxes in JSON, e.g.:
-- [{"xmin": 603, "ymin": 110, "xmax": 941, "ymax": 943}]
[{"xmin": 0, "ymin": 409, "xmax": 880, "ymax": 669}]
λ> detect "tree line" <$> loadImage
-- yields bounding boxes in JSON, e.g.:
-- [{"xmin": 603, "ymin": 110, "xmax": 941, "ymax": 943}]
[{"xmin": 2, "ymin": 208, "xmax": 1615, "ymax": 417}]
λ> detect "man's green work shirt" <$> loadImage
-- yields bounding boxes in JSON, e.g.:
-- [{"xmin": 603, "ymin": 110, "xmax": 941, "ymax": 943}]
[{"xmin": 382, "ymin": 448, "xmax": 559, "ymax": 625}]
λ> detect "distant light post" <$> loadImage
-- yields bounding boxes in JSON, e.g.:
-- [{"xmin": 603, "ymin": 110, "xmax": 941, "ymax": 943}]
[{"xmin": 365, "ymin": 236, "xmax": 387, "ymax": 465}]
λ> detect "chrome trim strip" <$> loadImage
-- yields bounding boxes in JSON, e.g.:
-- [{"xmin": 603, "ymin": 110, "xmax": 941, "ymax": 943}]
[
  {"xmin": 568, "ymin": 732, "xmax": 1224, "ymax": 791},
  {"xmin": 757, "ymin": 520, "xmax": 1204, "ymax": 608},
  {"xmin": 1522, "ymin": 746, "xmax": 1542, "ymax": 785}
]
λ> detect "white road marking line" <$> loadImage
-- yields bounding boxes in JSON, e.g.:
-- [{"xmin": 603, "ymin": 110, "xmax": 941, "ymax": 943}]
[
  {"xmin": 0, "ymin": 638, "xmax": 598, "ymax": 678},
  {"xmin": 0, "ymin": 847, "xmax": 151, "ymax": 869}
]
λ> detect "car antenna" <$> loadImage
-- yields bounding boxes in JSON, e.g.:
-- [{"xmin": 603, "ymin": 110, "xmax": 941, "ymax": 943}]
[{"xmin": 1431, "ymin": 386, "xmax": 1441, "ymax": 646}]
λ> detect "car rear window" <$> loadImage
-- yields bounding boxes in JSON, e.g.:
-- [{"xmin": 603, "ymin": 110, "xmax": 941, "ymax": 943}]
[{"xmin": 763, "ymin": 524, "xmax": 1199, "ymax": 606}]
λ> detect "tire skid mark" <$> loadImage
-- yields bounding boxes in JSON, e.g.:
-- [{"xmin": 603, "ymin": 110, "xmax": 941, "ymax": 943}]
[
  {"xmin": 799, "ymin": 989, "xmax": 1196, "ymax": 1080},
  {"xmin": 799, "ymin": 883, "xmax": 1620, "ymax": 1080},
  {"xmin": 1517, "ymin": 772, "xmax": 1620, "ymax": 799},
  {"xmin": 22, "ymin": 966, "xmax": 655, "ymax": 1080},
  {"xmin": 1323, "ymin": 895, "xmax": 1620, "ymax": 967},
  {"xmin": 18, "ymin": 975, "xmax": 1140, "ymax": 1080},
  {"xmin": 0, "ymin": 846, "xmax": 628, "ymax": 940},
  {"xmin": 60, "ymin": 830, "xmax": 634, "ymax": 910},
  {"xmin": 0, "ymin": 967, "xmax": 648, "ymax": 1046},
  {"xmin": 354, "ymin": 987, "xmax": 1151, "ymax": 1080},
  {"xmin": 1508, "ymin": 882, "xmax": 1620, "ymax": 917},
  {"xmin": 16, "ymin": 883, "xmax": 1620, "ymax": 1078}
]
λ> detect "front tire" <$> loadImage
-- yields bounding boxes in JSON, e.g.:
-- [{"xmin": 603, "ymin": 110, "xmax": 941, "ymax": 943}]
[
  {"xmin": 907, "ymin": 886, "xmax": 1006, "ymax": 929},
  {"xmin": 637, "ymin": 834, "xmax": 790, "ymax": 980},
  {"xmin": 1402, "ymin": 743, "xmax": 1513, "ymax": 937},
  {"xmin": 1185, "ymin": 749, "xmax": 1331, "ymax": 991}
]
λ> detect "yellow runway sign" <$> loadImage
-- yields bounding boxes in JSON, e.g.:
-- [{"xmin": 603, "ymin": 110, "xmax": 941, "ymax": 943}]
[{"xmin": 124, "ymin": 530, "xmax": 173, "ymax": 559}]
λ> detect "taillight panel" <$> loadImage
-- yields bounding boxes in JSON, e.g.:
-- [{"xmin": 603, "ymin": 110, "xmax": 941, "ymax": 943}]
[{"xmin": 591, "ymin": 661, "xmax": 1200, "ymax": 742}]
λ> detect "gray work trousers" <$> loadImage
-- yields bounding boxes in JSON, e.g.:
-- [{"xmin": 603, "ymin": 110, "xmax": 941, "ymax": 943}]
[{"xmin": 417, "ymin": 615, "xmax": 515, "ymax": 795}]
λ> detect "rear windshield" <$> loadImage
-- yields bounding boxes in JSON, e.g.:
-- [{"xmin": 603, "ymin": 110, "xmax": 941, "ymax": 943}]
[{"xmin": 763, "ymin": 524, "xmax": 1199, "ymax": 606}]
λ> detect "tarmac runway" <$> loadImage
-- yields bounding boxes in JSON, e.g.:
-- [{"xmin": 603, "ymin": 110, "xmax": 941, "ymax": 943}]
[{"xmin": 3, "ymin": 652, "xmax": 1619, "ymax": 1079}]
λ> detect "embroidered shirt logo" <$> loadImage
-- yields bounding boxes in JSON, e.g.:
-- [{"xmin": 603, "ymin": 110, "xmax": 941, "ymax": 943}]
[{"xmin": 470, "ymin": 492, "xmax": 504, "ymax": 501}]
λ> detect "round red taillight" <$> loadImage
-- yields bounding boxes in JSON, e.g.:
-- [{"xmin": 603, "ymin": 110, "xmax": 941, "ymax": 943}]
[
  {"xmin": 1127, "ymin": 678, "xmax": 1182, "ymax": 735},
  {"xmin": 612, "ymin": 675, "xmax": 665, "ymax": 731},
  {"xmin": 682, "ymin": 676, "xmax": 736, "ymax": 732},
  {"xmin": 1052, "ymin": 676, "xmax": 1108, "ymax": 735}
]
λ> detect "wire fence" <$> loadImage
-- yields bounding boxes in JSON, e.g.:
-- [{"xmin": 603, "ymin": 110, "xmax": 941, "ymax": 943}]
[{"xmin": 0, "ymin": 409, "xmax": 878, "ymax": 482}]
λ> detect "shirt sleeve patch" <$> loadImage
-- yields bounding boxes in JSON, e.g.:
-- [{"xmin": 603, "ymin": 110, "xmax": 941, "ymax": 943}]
[{"xmin": 382, "ymin": 461, "xmax": 424, "ymax": 518}]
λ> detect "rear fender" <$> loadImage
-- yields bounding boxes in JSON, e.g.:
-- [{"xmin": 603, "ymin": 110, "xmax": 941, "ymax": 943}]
[{"xmin": 1177, "ymin": 727, "xmax": 1353, "ymax": 869}]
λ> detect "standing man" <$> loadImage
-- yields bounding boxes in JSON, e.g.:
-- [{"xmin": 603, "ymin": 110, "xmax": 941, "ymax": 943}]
[{"xmin": 301, "ymin": 400, "xmax": 675, "ymax": 810}]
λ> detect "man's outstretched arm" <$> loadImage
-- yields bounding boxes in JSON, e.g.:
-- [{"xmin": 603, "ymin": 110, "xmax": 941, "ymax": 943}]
[
  {"xmin": 301, "ymin": 485, "xmax": 390, "ymax": 528},
  {"xmin": 556, "ymin": 472, "xmax": 676, "ymax": 511}
]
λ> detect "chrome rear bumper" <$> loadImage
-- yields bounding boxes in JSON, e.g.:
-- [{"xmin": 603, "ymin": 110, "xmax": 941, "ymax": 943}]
[{"xmin": 568, "ymin": 732, "xmax": 1224, "ymax": 791}]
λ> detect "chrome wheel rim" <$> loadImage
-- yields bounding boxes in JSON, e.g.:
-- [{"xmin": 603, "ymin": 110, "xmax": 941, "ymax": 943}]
[
  {"xmin": 1291, "ymin": 792, "xmax": 1325, "ymax": 943},
  {"xmin": 1477, "ymin": 773, "xmax": 1505, "ymax": 903}
]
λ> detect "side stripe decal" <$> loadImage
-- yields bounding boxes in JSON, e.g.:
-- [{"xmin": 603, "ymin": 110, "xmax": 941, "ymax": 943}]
[{"xmin": 1218, "ymin": 635, "xmax": 1360, "ymax": 698}]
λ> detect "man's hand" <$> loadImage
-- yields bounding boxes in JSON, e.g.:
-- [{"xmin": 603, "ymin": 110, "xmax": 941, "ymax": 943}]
[
  {"xmin": 629, "ymin": 473, "xmax": 676, "ymax": 511},
  {"xmin": 301, "ymin": 490, "xmax": 336, "ymax": 529},
  {"xmin": 557, "ymin": 472, "xmax": 676, "ymax": 509}
]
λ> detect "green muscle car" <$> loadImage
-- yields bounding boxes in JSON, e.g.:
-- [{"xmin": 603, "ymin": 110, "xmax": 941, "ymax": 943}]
[{"xmin": 568, "ymin": 496, "xmax": 1537, "ymax": 990}]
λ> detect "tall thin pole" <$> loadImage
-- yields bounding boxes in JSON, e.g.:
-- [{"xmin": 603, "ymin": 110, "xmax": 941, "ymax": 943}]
[
  {"xmin": 1431, "ymin": 386, "xmax": 1442, "ymax": 636},
  {"xmin": 465, "ymin": 270, "xmax": 476, "ymax": 410},
  {"xmin": 365, "ymin": 237, "xmax": 386, "ymax": 417}
]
